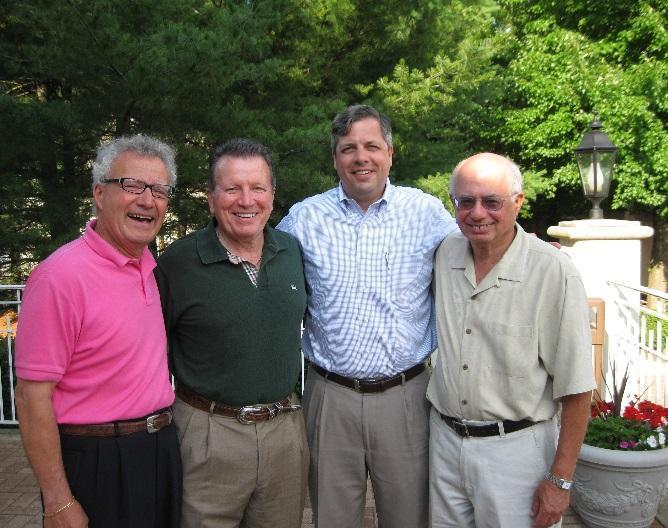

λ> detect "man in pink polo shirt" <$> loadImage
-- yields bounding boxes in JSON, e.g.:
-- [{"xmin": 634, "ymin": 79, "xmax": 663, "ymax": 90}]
[{"xmin": 15, "ymin": 134, "xmax": 182, "ymax": 528}]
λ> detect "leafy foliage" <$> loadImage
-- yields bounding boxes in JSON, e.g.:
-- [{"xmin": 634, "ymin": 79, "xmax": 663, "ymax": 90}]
[{"xmin": 1, "ymin": 0, "xmax": 666, "ymax": 280}]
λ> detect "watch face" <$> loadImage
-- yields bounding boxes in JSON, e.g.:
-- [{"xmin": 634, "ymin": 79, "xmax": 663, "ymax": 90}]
[{"xmin": 561, "ymin": 481, "xmax": 573, "ymax": 490}]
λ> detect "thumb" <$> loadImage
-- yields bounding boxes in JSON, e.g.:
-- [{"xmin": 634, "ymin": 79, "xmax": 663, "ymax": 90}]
[{"xmin": 531, "ymin": 490, "xmax": 540, "ymax": 516}]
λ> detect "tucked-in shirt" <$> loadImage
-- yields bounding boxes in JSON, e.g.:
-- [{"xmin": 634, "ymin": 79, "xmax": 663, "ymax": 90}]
[
  {"xmin": 156, "ymin": 221, "xmax": 307, "ymax": 406},
  {"xmin": 15, "ymin": 220, "xmax": 175, "ymax": 424},
  {"xmin": 427, "ymin": 224, "xmax": 596, "ymax": 422},
  {"xmin": 277, "ymin": 181, "xmax": 457, "ymax": 378}
]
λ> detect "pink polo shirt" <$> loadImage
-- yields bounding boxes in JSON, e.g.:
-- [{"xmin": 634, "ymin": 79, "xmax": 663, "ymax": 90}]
[{"xmin": 16, "ymin": 220, "xmax": 174, "ymax": 424}]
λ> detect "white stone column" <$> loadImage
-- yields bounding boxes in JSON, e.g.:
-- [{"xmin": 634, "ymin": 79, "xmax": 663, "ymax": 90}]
[{"xmin": 547, "ymin": 219, "xmax": 654, "ymax": 402}]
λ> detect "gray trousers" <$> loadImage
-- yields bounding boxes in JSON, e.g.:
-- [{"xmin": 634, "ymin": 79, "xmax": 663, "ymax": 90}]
[{"xmin": 303, "ymin": 367, "xmax": 430, "ymax": 528}]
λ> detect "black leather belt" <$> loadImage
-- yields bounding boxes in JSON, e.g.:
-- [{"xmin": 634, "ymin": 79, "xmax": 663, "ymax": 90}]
[
  {"xmin": 311, "ymin": 363, "xmax": 425, "ymax": 393},
  {"xmin": 439, "ymin": 412, "xmax": 536, "ymax": 438}
]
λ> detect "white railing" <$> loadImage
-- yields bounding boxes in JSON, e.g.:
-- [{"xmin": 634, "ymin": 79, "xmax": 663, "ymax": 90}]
[
  {"xmin": 0, "ymin": 285, "xmax": 23, "ymax": 425},
  {"xmin": 605, "ymin": 280, "xmax": 668, "ymax": 407}
]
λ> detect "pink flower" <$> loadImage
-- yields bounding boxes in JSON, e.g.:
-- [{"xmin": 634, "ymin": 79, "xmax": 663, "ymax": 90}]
[{"xmin": 619, "ymin": 441, "xmax": 630, "ymax": 449}]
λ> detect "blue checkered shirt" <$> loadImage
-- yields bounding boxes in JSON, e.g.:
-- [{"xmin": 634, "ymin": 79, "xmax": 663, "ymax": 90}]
[{"xmin": 277, "ymin": 182, "xmax": 457, "ymax": 378}]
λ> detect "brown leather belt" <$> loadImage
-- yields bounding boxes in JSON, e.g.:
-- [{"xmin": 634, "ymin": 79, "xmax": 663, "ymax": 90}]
[
  {"xmin": 58, "ymin": 410, "xmax": 173, "ymax": 437},
  {"xmin": 311, "ymin": 362, "xmax": 426, "ymax": 393},
  {"xmin": 176, "ymin": 385, "xmax": 301, "ymax": 425},
  {"xmin": 438, "ymin": 412, "xmax": 536, "ymax": 438}
]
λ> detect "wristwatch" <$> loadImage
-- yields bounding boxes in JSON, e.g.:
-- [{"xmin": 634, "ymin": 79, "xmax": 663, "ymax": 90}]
[{"xmin": 544, "ymin": 472, "xmax": 573, "ymax": 490}]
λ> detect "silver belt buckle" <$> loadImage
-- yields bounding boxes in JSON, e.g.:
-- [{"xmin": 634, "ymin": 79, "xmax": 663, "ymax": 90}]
[
  {"xmin": 237, "ymin": 405, "xmax": 263, "ymax": 425},
  {"xmin": 146, "ymin": 411, "xmax": 171, "ymax": 434}
]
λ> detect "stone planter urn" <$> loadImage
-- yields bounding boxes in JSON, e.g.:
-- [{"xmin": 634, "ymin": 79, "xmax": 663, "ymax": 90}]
[{"xmin": 572, "ymin": 443, "xmax": 668, "ymax": 528}]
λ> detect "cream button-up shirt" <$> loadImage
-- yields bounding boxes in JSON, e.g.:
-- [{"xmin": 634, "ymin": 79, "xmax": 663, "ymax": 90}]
[{"xmin": 427, "ymin": 224, "xmax": 596, "ymax": 422}]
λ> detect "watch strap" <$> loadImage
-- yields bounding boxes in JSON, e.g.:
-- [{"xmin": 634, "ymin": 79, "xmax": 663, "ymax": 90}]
[{"xmin": 544, "ymin": 471, "xmax": 573, "ymax": 490}]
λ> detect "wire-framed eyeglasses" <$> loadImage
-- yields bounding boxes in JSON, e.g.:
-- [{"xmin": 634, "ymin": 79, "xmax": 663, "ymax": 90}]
[
  {"xmin": 102, "ymin": 178, "xmax": 174, "ymax": 200},
  {"xmin": 452, "ymin": 194, "xmax": 517, "ymax": 212}
]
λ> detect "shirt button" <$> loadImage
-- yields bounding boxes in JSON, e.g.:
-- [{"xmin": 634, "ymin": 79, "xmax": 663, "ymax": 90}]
[
  {"xmin": 465, "ymin": 328, "xmax": 472, "ymax": 334},
  {"xmin": 462, "ymin": 364, "xmax": 469, "ymax": 370},
  {"xmin": 462, "ymin": 400, "xmax": 468, "ymax": 405}
]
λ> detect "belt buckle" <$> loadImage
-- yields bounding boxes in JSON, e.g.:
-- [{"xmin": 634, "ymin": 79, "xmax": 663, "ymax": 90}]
[
  {"xmin": 454, "ymin": 419, "xmax": 470, "ymax": 438},
  {"xmin": 237, "ymin": 405, "xmax": 263, "ymax": 425},
  {"xmin": 146, "ymin": 411, "xmax": 170, "ymax": 434}
]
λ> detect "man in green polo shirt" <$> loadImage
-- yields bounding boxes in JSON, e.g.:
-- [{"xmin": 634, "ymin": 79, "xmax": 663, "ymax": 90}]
[{"xmin": 156, "ymin": 138, "xmax": 308, "ymax": 528}]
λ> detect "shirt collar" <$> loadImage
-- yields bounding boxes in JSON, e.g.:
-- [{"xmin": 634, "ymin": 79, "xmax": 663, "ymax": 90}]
[
  {"xmin": 83, "ymin": 219, "xmax": 157, "ymax": 274},
  {"xmin": 196, "ymin": 219, "xmax": 286, "ymax": 265},
  {"xmin": 336, "ymin": 180, "xmax": 393, "ymax": 213}
]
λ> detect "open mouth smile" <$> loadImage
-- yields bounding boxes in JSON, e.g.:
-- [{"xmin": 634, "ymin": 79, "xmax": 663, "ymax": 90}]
[{"xmin": 128, "ymin": 213, "xmax": 154, "ymax": 224}]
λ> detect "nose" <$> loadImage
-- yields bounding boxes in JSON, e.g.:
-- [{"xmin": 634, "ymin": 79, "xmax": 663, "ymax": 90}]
[
  {"xmin": 352, "ymin": 148, "xmax": 370, "ymax": 165},
  {"xmin": 136, "ymin": 186, "xmax": 155, "ymax": 206},
  {"xmin": 469, "ymin": 198, "xmax": 488, "ymax": 218},
  {"xmin": 237, "ymin": 188, "xmax": 254, "ymax": 206}
]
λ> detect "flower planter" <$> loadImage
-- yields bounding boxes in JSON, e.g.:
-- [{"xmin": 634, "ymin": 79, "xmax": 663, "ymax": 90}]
[{"xmin": 572, "ymin": 443, "xmax": 668, "ymax": 528}]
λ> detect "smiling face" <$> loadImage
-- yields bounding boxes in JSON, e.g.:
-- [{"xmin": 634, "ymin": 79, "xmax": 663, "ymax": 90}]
[
  {"xmin": 451, "ymin": 153, "xmax": 524, "ymax": 255},
  {"xmin": 93, "ymin": 151, "xmax": 170, "ymax": 258},
  {"xmin": 207, "ymin": 155, "xmax": 274, "ymax": 247},
  {"xmin": 333, "ymin": 117, "xmax": 393, "ymax": 211}
]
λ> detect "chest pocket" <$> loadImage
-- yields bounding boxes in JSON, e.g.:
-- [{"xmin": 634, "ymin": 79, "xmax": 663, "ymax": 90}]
[{"xmin": 482, "ymin": 321, "xmax": 535, "ymax": 377}]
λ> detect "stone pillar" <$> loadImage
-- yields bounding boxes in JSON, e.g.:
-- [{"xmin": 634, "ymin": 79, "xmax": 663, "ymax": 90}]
[{"xmin": 547, "ymin": 219, "xmax": 654, "ymax": 401}]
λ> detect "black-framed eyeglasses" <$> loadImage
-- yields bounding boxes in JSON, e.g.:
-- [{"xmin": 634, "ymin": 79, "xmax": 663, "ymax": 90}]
[
  {"xmin": 101, "ymin": 178, "xmax": 174, "ymax": 200},
  {"xmin": 452, "ymin": 194, "xmax": 516, "ymax": 212}
]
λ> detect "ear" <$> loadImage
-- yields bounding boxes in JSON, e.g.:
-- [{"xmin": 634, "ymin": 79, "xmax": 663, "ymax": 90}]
[
  {"xmin": 514, "ymin": 192, "xmax": 525, "ymax": 213},
  {"xmin": 92, "ymin": 184, "xmax": 104, "ymax": 212},
  {"xmin": 206, "ymin": 190, "xmax": 215, "ymax": 216}
]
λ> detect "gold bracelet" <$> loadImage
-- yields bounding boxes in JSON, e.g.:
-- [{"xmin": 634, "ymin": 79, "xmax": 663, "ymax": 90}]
[{"xmin": 43, "ymin": 495, "xmax": 77, "ymax": 518}]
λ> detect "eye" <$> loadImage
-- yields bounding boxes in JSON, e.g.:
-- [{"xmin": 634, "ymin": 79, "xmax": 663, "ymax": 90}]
[
  {"xmin": 482, "ymin": 197, "xmax": 504, "ymax": 210},
  {"xmin": 123, "ymin": 179, "xmax": 144, "ymax": 192},
  {"xmin": 457, "ymin": 197, "xmax": 476, "ymax": 209}
]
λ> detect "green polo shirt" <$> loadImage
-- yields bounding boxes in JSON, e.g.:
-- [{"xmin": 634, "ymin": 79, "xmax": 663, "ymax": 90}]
[{"xmin": 156, "ymin": 221, "xmax": 307, "ymax": 406}]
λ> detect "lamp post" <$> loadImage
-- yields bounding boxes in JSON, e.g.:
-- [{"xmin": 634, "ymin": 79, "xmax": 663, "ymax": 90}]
[{"xmin": 574, "ymin": 115, "xmax": 618, "ymax": 219}]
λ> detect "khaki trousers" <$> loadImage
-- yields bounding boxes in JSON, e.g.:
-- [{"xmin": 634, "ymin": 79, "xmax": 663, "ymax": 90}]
[
  {"xmin": 304, "ymin": 367, "xmax": 430, "ymax": 528},
  {"xmin": 429, "ymin": 408, "xmax": 560, "ymax": 528},
  {"xmin": 174, "ymin": 396, "xmax": 308, "ymax": 528}
]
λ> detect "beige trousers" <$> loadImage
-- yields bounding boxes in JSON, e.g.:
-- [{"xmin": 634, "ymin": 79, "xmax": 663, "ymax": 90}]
[
  {"xmin": 303, "ymin": 367, "xmax": 430, "ymax": 528},
  {"xmin": 429, "ymin": 408, "xmax": 560, "ymax": 528},
  {"xmin": 174, "ymin": 395, "xmax": 309, "ymax": 528}
]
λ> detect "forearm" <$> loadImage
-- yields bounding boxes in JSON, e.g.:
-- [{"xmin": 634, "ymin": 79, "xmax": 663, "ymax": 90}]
[
  {"xmin": 551, "ymin": 391, "xmax": 592, "ymax": 479},
  {"xmin": 15, "ymin": 379, "xmax": 73, "ymax": 509}
]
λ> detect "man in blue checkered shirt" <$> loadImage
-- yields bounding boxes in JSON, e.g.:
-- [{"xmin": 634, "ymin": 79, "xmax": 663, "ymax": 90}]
[{"xmin": 277, "ymin": 105, "xmax": 457, "ymax": 528}]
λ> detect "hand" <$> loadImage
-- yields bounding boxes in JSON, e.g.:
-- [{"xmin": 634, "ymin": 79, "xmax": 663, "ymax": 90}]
[
  {"xmin": 530, "ymin": 479, "xmax": 569, "ymax": 528},
  {"xmin": 44, "ymin": 500, "xmax": 88, "ymax": 528}
]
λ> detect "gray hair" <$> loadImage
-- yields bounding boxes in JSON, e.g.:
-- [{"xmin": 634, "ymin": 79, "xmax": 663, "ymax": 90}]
[
  {"xmin": 208, "ymin": 138, "xmax": 275, "ymax": 190},
  {"xmin": 450, "ymin": 153, "xmax": 523, "ymax": 195},
  {"xmin": 331, "ymin": 105, "xmax": 393, "ymax": 152},
  {"xmin": 92, "ymin": 134, "xmax": 177, "ymax": 189}
]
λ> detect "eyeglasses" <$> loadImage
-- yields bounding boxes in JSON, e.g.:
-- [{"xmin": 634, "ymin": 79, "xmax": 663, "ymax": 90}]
[
  {"xmin": 102, "ymin": 178, "xmax": 174, "ymax": 200},
  {"xmin": 452, "ymin": 194, "xmax": 516, "ymax": 212}
]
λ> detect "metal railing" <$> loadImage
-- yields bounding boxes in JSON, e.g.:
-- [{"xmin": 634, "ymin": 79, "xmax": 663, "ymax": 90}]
[{"xmin": 0, "ymin": 285, "xmax": 24, "ymax": 425}]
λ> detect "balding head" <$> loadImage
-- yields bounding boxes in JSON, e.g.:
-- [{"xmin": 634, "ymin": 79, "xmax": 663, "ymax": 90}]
[{"xmin": 450, "ymin": 153, "xmax": 523, "ymax": 196}]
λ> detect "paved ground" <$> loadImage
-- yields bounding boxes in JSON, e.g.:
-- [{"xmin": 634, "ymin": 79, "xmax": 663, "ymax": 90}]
[{"xmin": 1, "ymin": 427, "xmax": 664, "ymax": 528}]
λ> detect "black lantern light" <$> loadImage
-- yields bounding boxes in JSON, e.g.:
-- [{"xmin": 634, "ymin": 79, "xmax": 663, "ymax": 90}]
[{"xmin": 574, "ymin": 114, "xmax": 618, "ymax": 219}]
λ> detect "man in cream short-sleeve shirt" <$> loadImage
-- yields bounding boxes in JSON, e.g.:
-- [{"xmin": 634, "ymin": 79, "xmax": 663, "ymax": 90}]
[{"xmin": 428, "ymin": 153, "xmax": 596, "ymax": 528}]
